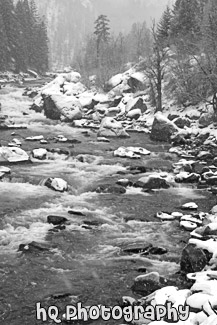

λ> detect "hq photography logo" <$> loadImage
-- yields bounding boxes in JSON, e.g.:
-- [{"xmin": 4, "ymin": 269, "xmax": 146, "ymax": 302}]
[{"xmin": 36, "ymin": 302, "xmax": 190, "ymax": 323}]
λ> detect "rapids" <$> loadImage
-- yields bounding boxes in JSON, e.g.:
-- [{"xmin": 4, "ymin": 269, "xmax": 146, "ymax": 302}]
[{"xmin": 0, "ymin": 85, "xmax": 215, "ymax": 325}]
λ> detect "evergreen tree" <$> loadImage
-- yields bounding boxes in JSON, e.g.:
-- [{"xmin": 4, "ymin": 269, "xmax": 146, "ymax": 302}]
[
  {"xmin": 0, "ymin": 12, "xmax": 9, "ymax": 71},
  {"xmin": 0, "ymin": 0, "xmax": 26, "ymax": 72},
  {"xmin": 94, "ymin": 14, "xmax": 110, "ymax": 66},
  {"xmin": 157, "ymin": 6, "xmax": 172, "ymax": 47},
  {"xmin": 171, "ymin": 0, "xmax": 202, "ymax": 48}
]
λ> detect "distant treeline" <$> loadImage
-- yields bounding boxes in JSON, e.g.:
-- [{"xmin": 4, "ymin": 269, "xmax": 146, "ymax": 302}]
[
  {"xmin": 73, "ymin": 0, "xmax": 217, "ymax": 111},
  {"xmin": 0, "ymin": 0, "xmax": 49, "ymax": 73}
]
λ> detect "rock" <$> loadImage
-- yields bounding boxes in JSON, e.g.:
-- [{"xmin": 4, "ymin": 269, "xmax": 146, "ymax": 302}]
[
  {"xmin": 32, "ymin": 148, "xmax": 47, "ymax": 160},
  {"xmin": 43, "ymin": 93, "xmax": 82, "ymax": 122},
  {"xmin": 135, "ymin": 175, "xmax": 170, "ymax": 190},
  {"xmin": 0, "ymin": 166, "xmax": 11, "ymax": 174},
  {"xmin": 185, "ymin": 109, "xmax": 200, "ymax": 120},
  {"xmin": 181, "ymin": 202, "xmax": 198, "ymax": 210},
  {"xmin": 106, "ymin": 73, "xmax": 123, "ymax": 90},
  {"xmin": 193, "ymin": 162, "xmax": 207, "ymax": 174},
  {"xmin": 156, "ymin": 212, "xmax": 176, "ymax": 221},
  {"xmin": 116, "ymin": 179, "xmax": 133, "ymax": 187},
  {"xmin": 44, "ymin": 178, "xmax": 68, "ymax": 192},
  {"xmin": 197, "ymin": 151, "xmax": 213, "ymax": 160},
  {"xmin": 114, "ymin": 147, "xmax": 140, "ymax": 159},
  {"xmin": 63, "ymin": 81, "xmax": 86, "ymax": 96},
  {"xmin": 30, "ymin": 96, "xmax": 44, "ymax": 113},
  {"xmin": 180, "ymin": 220, "xmax": 197, "ymax": 231},
  {"xmin": 131, "ymin": 272, "xmax": 176, "ymax": 296},
  {"xmin": 97, "ymin": 117, "xmax": 129, "ymax": 138},
  {"xmin": 26, "ymin": 135, "xmax": 44, "ymax": 141},
  {"xmin": 128, "ymin": 166, "xmax": 147, "ymax": 174},
  {"xmin": 125, "ymin": 97, "xmax": 147, "ymax": 114},
  {"xmin": 64, "ymin": 71, "xmax": 81, "ymax": 83},
  {"xmin": 127, "ymin": 72, "xmax": 146, "ymax": 91},
  {"xmin": 68, "ymin": 210, "xmax": 86, "ymax": 216},
  {"xmin": 199, "ymin": 110, "xmax": 214, "ymax": 127},
  {"xmin": 122, "ymin": 242, "xmax": 152, "ymax": 254},
  {"xmin": 18, "ymin": 241, "xmax": 50, "ymax": 254},
  {"xmin": 79, "ymin": 94, "xmax": 95, "ymax": 109},
  {"xmin": 150, "ymin": 112, "xmax": 178, "ymax": 142},
  {"xmin": 148, "ymin": 247, "xmax": 168, "ymax": 255},
  {"xmin": 175, "ymin": 172, "xmax": 200, "ymax": 183},
  {"xmin": 173, "ymin": 117, "xmax": 191, "ymax": 128},
  {"xmin": 97, "ymin": 137, "xmax": 110, "ymax": 143},
  {"xmin": 126, "ymin": 108, "xmax": 142, "ymax": 120},
  {"xmin": 47, "ymin": 215, "xmax": 69, "ymax": 225},
  {"xmin": 205, "ymin": 176, "xmax": 217, "ymax": 186},
  {"xmin": 167, "ymin": 113, "xmax": 180, "ymax": 121},
  {"xmin": 132, "ymin": 272, "xmax": 161, "ymax": 296},
  {"xmin": 180, "ymin": 243, "xmax": 210, "ymax": 274},
  {"xmin": 127, "ymin": 147, "xmax": 151, "ymax": 156},
  {"xmin": 95, "ymin": 184, "xmax": 126, "ymax": 194},
  {"xmin": 0, "ymin": 147, "xmax": 29, "ymax": 163}
]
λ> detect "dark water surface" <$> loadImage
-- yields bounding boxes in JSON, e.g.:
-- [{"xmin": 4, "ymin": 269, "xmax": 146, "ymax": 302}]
[{"xmin": 0, "ymin": 87, "xmax": 216, "ymax": 325}]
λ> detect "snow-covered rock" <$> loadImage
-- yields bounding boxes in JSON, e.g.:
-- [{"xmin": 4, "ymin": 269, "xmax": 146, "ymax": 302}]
[
  {"xmin": 97, "ymin": 117, "xmax": 129, "ymax": 138},
  {"xmin": 32, "ymin": 148, "xmax": 47, "ymax": 160},
  {"xmin": 150, "ymin": 112, "xmax": 179, "ymax": 142},
  {"xmin": 0, "ymin": 147, "xmax": 29, "ymax": 163},
  {"xmin": 43, "ymin": 93, "xmax": 82, "ymax": 121},
  {"xmin": 44, "ymin": 177, "xmax": 68, "ymax": 192}
]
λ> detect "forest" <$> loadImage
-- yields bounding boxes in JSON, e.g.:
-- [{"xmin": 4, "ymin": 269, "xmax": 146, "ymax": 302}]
[
  {"xmin": 0, "ymin": 0, "xmax": 49, "ymax": 73},
  {"xmin": 73, "ymin": 0, "xmax": 217, "ymax": 111}
]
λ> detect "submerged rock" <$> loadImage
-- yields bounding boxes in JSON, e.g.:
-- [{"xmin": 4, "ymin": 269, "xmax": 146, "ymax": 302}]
[
  {"xmin": 95, "ymin": 184, "xmax": 126, "ymax": 194},
  {"xmin": 135, "ymin": 175, "xmax": 170, "ymax": 190},
  {"xmin": 18, "ymin": 241, "xmax": 50, "ymax": 254}
]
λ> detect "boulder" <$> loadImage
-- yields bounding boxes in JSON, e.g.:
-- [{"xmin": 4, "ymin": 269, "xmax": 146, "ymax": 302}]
[
  {"xmin": 127, "ymin": 72, "xmax": 146, "ymax": 91},
  {"xmin": 134, "ymin": 175, "xmax": 170, "ymax": 189},
  {"xmin": 106, "ymin": 73, "xmax": 123, "ymax": 90},
  {"xmin": 131, "ymin": 272, "xmax": 179, "ymax": 296},
  {"xmin": 43, "ymin": 93, "xmax": 82, "ymax": 121},
  {"xmin": 180, "ymin": 243, "xmax": 211, "ymax": 274},
  {"xmin": 32, "ymin": 148, "xmax": 47, "ymax": 160},
  {"xmin": 0, "ymin": 147, "xmax": 29, "ymax": 163},
  {"xmin": 199, "ymin": 109, "xmax": 214, "ymax": 127},
  {"xmin": 47, "ymin": 215, "xmax": 69, "ymax": 225},
  {"xmin": 30, "ymin": 96, "xmax": 44, "ymax": 113},
  {"xmin": 173, "ymin": 117, "xmax": 191, "ymax": 128},
  {"xmin": 18, "ymin": 241, "xmax": 50, "ymax": 254},
  {"xmin": 95, "ymin": 184, "xmax": 126, "ymax": 194},
  {"xmin": 150, "ymin": 112, "xmax": 179, "ymax": 142},
  {"xmin": 44, "ymin": 177, "xmax": 68, "ymax": 192},
  {"xmin": 63, "ymin": 81, "xmax": 86, "ymax": 96},
  {"xmin": 64, "ymin": 71, "xmax": 81, "ymax": 83},
  {"xmin": 126, "ymin": 108, "xmax": 142, "ymax": 120},
  {"xmin": 125, "ymin": 97, "xmax": 147, "ymax": 113},
  {"xmin": 97, "ymin": 117, "xmax": 130, "ymax": 138}
]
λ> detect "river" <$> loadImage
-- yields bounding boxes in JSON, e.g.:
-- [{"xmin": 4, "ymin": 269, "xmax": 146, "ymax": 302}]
[{"xmin": 0, "ymin": 85, "xmax": 215, "ymax": 325}]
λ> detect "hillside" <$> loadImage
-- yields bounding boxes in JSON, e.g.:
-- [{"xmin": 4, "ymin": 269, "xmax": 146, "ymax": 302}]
[{"xmin": 35, "ymin": 0, "xmax": 171, "ymax": 69}]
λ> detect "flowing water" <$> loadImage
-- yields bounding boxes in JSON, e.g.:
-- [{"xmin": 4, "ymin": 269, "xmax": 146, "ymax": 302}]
[{"xmin": 0, "ymin": 86, "xmax": 215, "ymax": 325}]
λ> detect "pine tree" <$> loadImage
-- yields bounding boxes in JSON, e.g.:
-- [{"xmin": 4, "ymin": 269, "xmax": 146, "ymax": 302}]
[
  {"xmin": 171, "ymin": 0, "xmax": 201, "ymax": 48},
  {"xmin": 0, "ymin": 12, "xmax": 9, "ymax": 71},
  {"xmin": 157, "ymin": 6, "xmax": 172, "ymax": 47},
  {"xmin": 94, "ymin": 14, "xmax": 110, "ymax": 66},
  {"xmin": 0, "ymin": 0, "xmax": 26, "ymax": 72}
]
